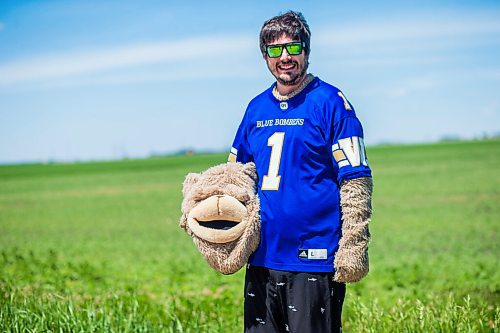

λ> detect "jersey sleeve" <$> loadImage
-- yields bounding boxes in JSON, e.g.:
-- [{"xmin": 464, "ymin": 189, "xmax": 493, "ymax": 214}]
[
  {"xmin": 228, "ymin": 111, "xmax": 253, "ymax": 163},
  {"xmin": 328, "ymin": 92, "xmax": 372, "ymax": 184}
]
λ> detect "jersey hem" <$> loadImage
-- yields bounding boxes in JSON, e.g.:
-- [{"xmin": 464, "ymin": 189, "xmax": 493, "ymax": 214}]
[{"xmin": 249, "ymin": 260, "xmax": 335, "ymax": 273}]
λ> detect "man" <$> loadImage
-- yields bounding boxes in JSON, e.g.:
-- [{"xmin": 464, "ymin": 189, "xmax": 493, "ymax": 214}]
[{"xmin": 229, "ymin": 11, "xmax": 373, "ymax": 333}]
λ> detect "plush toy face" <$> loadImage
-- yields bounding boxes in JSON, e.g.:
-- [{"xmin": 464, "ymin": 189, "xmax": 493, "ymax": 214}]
[
  {"xmin": 187, "ymin": 194, "xmax": 249, "ymax": 243},
  {"xmin": 180, "ymin": 162, "xmax": 260, "ymax": 274}
]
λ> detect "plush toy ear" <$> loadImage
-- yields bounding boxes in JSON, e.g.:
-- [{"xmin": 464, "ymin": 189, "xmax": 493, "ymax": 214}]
[
  {"xmin": 241, "ymin": 162, "xmax": 257, "ymax": 182},
  {"xmin": 182, "ymin": 173, "xmax": 201, "ymax": 196}
]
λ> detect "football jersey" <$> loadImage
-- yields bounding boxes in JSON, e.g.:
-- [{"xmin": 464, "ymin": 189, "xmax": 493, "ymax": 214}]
[{"xmin": 229, "ymin": 77, "xmax": 371, "ymax": 272}]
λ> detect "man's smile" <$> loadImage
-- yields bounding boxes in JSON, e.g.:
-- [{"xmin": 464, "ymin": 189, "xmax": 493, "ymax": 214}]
[{"xmin": 278, "ymin": 61, "xmax": 297, "ymax": 71}]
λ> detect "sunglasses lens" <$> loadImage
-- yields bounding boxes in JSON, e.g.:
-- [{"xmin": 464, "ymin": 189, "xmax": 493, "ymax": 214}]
[
  {"xmin": 266, "ymin": 42, "xmax": 303, "ymax": 57},
  {"xmin": 286, "ymin": 43, "xmax": 302, "ymax": 55},
  {"xmin": 267, "ymin": 45, "xmax": 283, "ymax": 58}
]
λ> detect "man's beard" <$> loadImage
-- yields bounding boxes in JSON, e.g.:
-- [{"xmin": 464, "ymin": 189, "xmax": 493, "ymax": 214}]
[{"xmin": 274, "ymin": 60, "xmax": 308, "ymax": 86}]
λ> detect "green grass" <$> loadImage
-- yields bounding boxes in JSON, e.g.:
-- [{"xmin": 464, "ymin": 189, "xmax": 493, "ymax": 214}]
[{"xmin": 1, "ymin": 139, "xmax": 499, "ymax": 332}]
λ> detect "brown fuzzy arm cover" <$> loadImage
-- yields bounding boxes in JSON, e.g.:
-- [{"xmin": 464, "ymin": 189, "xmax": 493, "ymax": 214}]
[{"xmin": 334, "ymin": 176, "xmax": 373, "ymax": 283}]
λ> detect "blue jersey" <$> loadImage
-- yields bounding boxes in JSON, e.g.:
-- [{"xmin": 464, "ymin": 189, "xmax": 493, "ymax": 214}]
[{"xmin": 229, "ymin": 77, "xmax": 371, "ymax": 272}]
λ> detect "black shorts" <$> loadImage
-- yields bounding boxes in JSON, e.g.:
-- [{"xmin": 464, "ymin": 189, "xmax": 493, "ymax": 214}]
[{"xmin": 244, "ymin": 264, "xmax": 346, "ymax": 333}]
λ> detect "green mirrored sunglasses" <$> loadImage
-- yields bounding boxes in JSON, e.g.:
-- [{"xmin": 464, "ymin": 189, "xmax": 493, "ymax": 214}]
[{"xmin": 266, "ymin": 41, "xmax": 305, "ymax": 58}]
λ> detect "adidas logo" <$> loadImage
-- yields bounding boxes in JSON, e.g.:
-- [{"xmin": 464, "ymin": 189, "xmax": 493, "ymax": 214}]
[{"xmin": 299, "ymin": 250, "xmax": 308, "ymax": 258}]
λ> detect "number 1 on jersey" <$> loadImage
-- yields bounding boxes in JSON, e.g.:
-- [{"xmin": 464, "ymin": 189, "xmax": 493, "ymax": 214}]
[{"xmin": 262, "ymin": 132, "xmax": 285, "ymax": 191}]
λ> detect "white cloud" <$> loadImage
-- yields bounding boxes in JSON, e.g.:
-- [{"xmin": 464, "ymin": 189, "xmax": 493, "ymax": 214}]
[
  {"xmin": 0, "ymin": 34, "xmax": 254, "ymax": 85},
  {"xmin": 2, "ymin": 12, "xmax": 499, "ymax": 88},
  {"xmin": 13, "ymin": 62, "xmax": 263, "ymax": 91},
  {"xmin": 312, "ymin": 13, "xmax": 500, "ymax": 80},
  {"xmin": 0, "ymin": 22, "xmax": 5, "ymax": 31},
  {"xmin": 316, "ymin": 14, "xmax": 500, "ymax": 48},
  {"xmin": 479, "ymin": 101, "xmax": 499, "ymax": 117},
  {"xmin": 361, "ymin": 74, "xmax": 441, "ymax": 98}
]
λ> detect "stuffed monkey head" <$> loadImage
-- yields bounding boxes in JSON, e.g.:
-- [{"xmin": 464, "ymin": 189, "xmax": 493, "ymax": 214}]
[{"xmin": 180, "ymin": 162, "xmax": 260, "ymax": 274}]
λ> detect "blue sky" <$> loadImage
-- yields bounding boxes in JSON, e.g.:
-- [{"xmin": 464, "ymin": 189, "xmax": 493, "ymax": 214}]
[{"xmin": 0, "ymin": 0, "xmax": 499, "ymax": 164}]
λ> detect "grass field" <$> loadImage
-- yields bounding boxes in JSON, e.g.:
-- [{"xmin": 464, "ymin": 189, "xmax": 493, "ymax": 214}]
[{"xmin": 1, "ymin": 139, "xmax": 499, "ymax": 332}]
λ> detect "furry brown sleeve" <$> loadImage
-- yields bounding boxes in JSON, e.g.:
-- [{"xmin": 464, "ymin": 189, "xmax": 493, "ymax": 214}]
[{"xmin": 333, "ymin": 176, "xmax": 373, "ymax": 283}]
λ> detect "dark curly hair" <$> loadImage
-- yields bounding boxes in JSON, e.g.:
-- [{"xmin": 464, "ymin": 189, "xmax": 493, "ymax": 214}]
[{"xmin": 259, "ymin": 11, "xmax": 311, "ymax": 56}]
